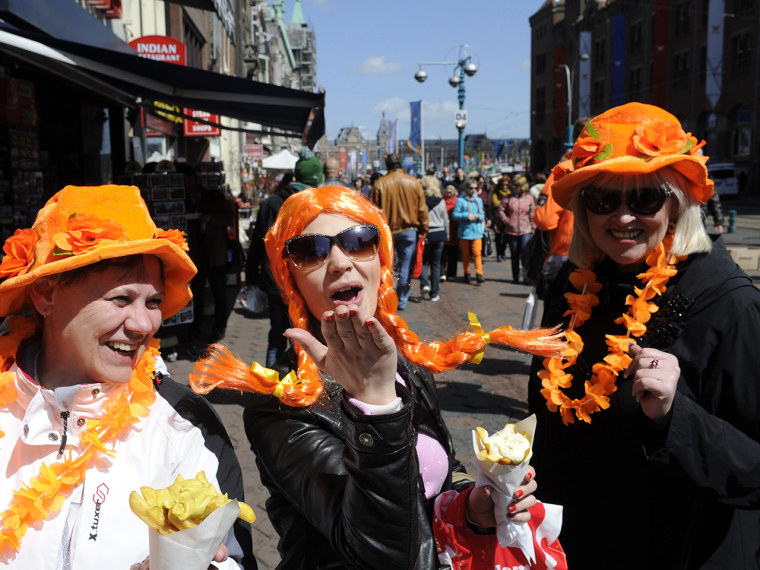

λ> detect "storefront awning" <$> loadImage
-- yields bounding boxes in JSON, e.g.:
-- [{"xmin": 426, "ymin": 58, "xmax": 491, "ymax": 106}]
[{"xmin": 0, "ymin": 23, "xmax": 325, "ymax": 144}]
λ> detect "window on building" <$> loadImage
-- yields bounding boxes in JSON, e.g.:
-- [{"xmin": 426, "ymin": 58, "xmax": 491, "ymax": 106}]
[
  {"xmin": 734, "ymin": 0, "xmax": 753, "ymax": 13},
  {"xmin": 673, "ymin": 51, "xmax": 690, "ymax": 88},
  {"xmin": 629, "ymin": 67, "xmax": 642, "ymax": 98},
  {"xmin": 535, "ymin": 53, "xmax": 546, "ymax": 75},
  {"xmin": 630, "ymin": 21, "xmax": 643, "ymax": 55},
  {"xmin": 594, "ymin": 38, "xmax": 606, "ymax": 70},
  {"xmin": 730, "ymin": 105, "xmax": 751, "ymax": 157},
  {"xmin": 731, "ymin": 31, "xmax": 753, "ymax": 75},
  {"xmin": 183, "ymin": 15, "xmax": 205, "ymax": 69},
  {"xmin": 592, "ymin": 79, "xmax": 605, "ymax": 114},
  {"xmin": 675, "ymin": 2, "xmax": 691, "ymax": 36},
  {"xmin": 535, "ymin": 86, "xmax": 546, "ymax": 125}
]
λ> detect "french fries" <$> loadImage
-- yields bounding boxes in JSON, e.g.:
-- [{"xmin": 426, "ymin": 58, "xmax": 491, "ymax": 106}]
[
  {"xmin": 129, "ymin": 471, "xmax": 255, "ymax": 535},
  {"xmin": 475, "ymin": 424, "xmax": 532, "ymax": 465}
]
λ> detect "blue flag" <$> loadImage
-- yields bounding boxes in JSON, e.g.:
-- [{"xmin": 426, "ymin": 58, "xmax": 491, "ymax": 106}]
[{"xmin": 407, "ymin": 101, "xmax": 421, "ymax": 153}]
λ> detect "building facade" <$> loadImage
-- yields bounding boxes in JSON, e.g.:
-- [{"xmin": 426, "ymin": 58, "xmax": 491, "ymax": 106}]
[{"xmin": 530, "ymin": 0, "xmax": 759, "ymax": 192}]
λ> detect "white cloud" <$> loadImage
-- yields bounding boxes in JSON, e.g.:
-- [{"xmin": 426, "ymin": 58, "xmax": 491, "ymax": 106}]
[
  {"xmin": 371, "ymin": 97, "xmax": 409, "ymax": 118},
  {"xmin": 521, "ymin": 59, "xmax": 531, "ymax": 69},
  {"xmin": 357, "ymin": 56, "xmax": 403, "ymax": 75}
]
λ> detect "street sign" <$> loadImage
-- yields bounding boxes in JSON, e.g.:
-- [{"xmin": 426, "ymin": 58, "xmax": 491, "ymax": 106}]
[{"xmin": 455, "ymin": 110, "xmax": 468, "ymax": 123}]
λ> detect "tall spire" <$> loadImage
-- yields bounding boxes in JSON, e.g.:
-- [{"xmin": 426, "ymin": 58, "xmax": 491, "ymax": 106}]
[{"xmin": 290, "ymin": 0, "xmax": 306, "ymax": 26}]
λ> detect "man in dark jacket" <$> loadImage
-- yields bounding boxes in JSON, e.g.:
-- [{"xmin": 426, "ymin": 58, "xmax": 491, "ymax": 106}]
[
  {"xmin": 245, "ymin": 148, "xmax": 323, "ymax": 365},
  {"xmin": 370, "ymin": 153, "xmax": 428, "ymax": 310}
]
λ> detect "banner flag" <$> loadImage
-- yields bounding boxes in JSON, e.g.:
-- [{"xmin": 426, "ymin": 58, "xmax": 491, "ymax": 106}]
[
  {"xmin": 407, "ymin": 100, "xmax": 422, "ymax": 153},
  {"xmin": 386, "ymin": 119, "xmax": 398, "ymax": 154}
]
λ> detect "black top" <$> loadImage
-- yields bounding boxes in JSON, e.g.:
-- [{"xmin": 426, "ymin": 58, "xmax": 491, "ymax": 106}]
[
  {"xmin": 244, "ymin": 356, "xmax": 471, "ymax": 570},
  {"xmin": 528, "ymin": 238, "xmax": 760, "ymax": 569}
]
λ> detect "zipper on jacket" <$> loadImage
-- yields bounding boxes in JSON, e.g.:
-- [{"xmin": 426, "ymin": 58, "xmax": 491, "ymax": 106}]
[{"xmin": 59, "ymin": 411, "xmax": 69, "ymax": 455}]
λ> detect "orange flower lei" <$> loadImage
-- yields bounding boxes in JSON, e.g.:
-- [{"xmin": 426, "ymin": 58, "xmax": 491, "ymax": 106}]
[
  {"xmin": 0, "ymin": 316, "xmax": 159, "ymax": 553},
  {"xmin": 537, "ymin": 234, "xmax": 684, "ymax": 425}
]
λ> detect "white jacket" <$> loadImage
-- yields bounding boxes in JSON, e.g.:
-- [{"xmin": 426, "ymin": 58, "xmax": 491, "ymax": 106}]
[{"xmin": 0, "ymin": 361, "xmax": 250, "ymax": 569}]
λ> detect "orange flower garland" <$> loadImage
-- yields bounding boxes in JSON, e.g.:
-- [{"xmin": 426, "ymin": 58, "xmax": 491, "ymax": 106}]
[
  {"xmin": 537, "ymin": 234, "xmax": 684, "ymax": 425},
  {"xmin": 0, "ymin": 317, "xmax": 159, "ymax": 553}
]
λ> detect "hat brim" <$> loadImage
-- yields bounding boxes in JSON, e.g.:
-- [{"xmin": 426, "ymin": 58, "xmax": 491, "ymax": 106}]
[
  {"xmin": 0, "ymin": 239, "xmax": 197, "ymax": 319},
  {"xmin": 552, "ymin": 154, "xmax": 714, "ymax": 208}
]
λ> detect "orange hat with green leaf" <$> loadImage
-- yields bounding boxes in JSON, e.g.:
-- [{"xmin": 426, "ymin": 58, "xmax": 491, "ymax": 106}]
[
  {"xmin": 0, "ymin": 185, "xmax": 196, "ymax": 318},
  {"xmin": 551, "ymin": 102, "xmax": 714, "ymax": 208}
]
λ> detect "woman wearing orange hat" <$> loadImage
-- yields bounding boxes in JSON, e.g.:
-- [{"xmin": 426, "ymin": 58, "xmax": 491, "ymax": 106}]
[
  {"xmin": 189, "ymin": 185, "xmax": 570, "ymax": 569},
  {"xmin": 0, "ymin": 186, "xmax": 254, "ymax": 568},
  {"xmin": 527, "ymin": 103, "xmax": 760, "ymax": 569}
]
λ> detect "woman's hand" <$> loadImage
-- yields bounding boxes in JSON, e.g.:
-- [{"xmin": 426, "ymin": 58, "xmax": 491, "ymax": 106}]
[
  {"xmin": 626, "ymin": 344, "xmax": 680, "ymax": 421},
  {"xmin": 284, "ymin": 304, "xmax": 398, "ymax": 405},
  {"xmin": 466, "ymin": 466, "xmax": 537, "ymax": 527}
]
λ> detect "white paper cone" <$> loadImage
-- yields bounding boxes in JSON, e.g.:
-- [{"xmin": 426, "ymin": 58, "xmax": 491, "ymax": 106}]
[
  {"xmin": 471, "ymin": 414, "xmax": 537, "ymax": 559},
  {"xmin": 147, "ymin": 501, "xmax": 240, "ymax": 570}
]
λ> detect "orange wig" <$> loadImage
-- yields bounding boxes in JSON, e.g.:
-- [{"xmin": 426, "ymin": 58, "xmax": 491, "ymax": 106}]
[{"xmin": 191, "ymin": 186, "xmax": 564, "ymax": 407}]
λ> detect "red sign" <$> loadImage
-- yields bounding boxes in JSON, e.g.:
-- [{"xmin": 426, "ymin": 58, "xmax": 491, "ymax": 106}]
[
  {"xmin": 128, "ymin": 36, "xmax": 186, "ymax": 65},
  {"xmin": 183, "ymin": 109, "xmax": 221, "ymax": 137}
]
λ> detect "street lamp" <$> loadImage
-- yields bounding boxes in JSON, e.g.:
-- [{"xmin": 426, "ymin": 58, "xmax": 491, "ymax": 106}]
[
  {"xmin": 415, "ymin": 45, "xmax": 479, "ymax": 168},
  {"xmin": 556, "ymin": 53, "xmax": 589, "ymax": 151}
]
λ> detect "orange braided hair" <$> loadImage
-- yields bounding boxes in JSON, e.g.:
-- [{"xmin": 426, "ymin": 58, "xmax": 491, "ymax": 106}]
[{"xmin": 190, "ymin": 186, "xmax": 565, "ymax": 407}]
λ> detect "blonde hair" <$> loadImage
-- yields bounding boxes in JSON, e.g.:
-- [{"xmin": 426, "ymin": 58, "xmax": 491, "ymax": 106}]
[
  {"xmin": 191, "ymin": 186, "xmax": 564, "ymax": 407},
  {"xmin": 568, "ymin": 168, "xmax": 712, "ymax": 267}
]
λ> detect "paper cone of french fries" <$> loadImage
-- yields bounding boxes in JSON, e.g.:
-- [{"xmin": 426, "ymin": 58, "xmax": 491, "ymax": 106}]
[
  {"xmin": 147, "ymin": 501, "xmax": 240, "ymax": 570},
  {"xmin": 472, "ymin": 414, "xmax": 537, "ymax": 559}
]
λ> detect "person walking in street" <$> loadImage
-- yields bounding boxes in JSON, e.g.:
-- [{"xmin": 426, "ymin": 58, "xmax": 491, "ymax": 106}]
[
  {"xmin": 246, "ymin": 147, "xmax": 323, "ymax": 366},
  {"xmin": 419, "ymin": 177, "xmax": 449, "ymax": 302},
  {"xmin": 189, "ymin": 186, "xmax": 570, "ymax": 570},
  {"xmin": 442, "ymin": 184, "xmax": 460, "ymax": 281},
  {"xmin": 321, "ymin": 157, "xmax": 352, "ymax": 189},
  {"xmin": 497, "ymin": 173, "xmax": 535, "ymax": 283},
  {"xmin": 490, "ymin": 172, "xmax": 511, "ymax": 262},
  {"xmin": 452, "ymin": 181, "xmax": 486, "ymax": 284},
  {"xmin": 371, "ymin": 153, "xmax": 428, "ymax": 310},
  {"xmin": 528, "ymin": 102, "xmax": 760, "ymax": 569}
]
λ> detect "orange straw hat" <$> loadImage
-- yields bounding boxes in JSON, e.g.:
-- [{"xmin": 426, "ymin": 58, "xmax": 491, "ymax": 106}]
[
  {"xmin": 0, "ymin": 185, "xmax": 196, "ymax": 318},
  {"xmin": 551, "ymin": 102, "xmax": 714, "ymax": 208}
]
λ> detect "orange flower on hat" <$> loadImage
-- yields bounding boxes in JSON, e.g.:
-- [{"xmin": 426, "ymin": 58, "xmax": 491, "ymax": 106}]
[
  {"xmin": 573, "ymin": 136, "xmax": 605, "ymax": 168},
  {"xmin": 0, "ymin": 229, "xmax": 37, "ymax": 279},
  {"xmin": 633, "ymin": 119, "xmax": 691, "ymax": 157},
  {"xmin": 53, "ymin": 213, "xmax": 128, "ymax": 256},
  {"xmin": 155, "ymin": 228, "xmax": 189, "ymax": 252}
]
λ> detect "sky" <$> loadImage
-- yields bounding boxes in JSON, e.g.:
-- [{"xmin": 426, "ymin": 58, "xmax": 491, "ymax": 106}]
[{"xmin": 297, "ymin": 0, "xmax": 541, "ymax": 143}]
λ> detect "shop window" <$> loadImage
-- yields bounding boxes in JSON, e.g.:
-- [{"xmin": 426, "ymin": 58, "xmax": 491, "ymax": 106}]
[
  {"xmin": 535, "ymin": 86, "xmax": 546, "ymax": 125},
  {"xmin": 730, "ymin": 31, "xmax": 753, "ymax": 75}
]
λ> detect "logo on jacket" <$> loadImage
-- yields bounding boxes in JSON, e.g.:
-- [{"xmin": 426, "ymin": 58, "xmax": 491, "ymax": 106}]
[{"xmin": 89, "ymin": 483, "xmax": 110, "ymax": 541}]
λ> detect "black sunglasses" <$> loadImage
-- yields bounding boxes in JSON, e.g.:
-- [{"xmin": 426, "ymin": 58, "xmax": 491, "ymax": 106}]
[
  {"xmin": 285, "ymin": 224, "xmax": 380, "ymax": 270},
  {"xmin": 580, "ymin": 187, "xmax": 672, "ymax": 216}
]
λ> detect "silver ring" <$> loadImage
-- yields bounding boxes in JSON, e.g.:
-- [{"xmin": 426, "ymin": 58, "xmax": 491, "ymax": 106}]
[{"xmin": 649, "ymin": 358, "xmax": 659, "ymax": 369}]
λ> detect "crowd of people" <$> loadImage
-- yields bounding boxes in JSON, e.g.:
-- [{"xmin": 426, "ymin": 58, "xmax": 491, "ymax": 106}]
[{"xmin": 0, "ymin": 101, "xmax": 757, "ymax": 570}]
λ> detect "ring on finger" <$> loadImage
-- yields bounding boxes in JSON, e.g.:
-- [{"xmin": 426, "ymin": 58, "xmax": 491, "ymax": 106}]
[{"xmin": 649, "ymin": 358, "xmax": 659, "ymax": 369}]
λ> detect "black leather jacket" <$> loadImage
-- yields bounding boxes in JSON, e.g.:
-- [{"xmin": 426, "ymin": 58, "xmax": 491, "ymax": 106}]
[{"xmin": 243, "ymin": 357, "xmax": 471, "ymax": 569}]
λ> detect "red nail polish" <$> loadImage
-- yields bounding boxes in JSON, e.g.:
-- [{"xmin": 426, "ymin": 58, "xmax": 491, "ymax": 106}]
[
  {"xmin": 508, "ymin": 504, "xmax": 517, "ymax": 513},
  {"xmin": 349, "ymin": 308, "xmax": 358, "ymax": 317},
  {"xmin": 525, "ymin": 471, "xmax": 533, "ymax": 481},
  {"xmin": 366, "ymin": 319, "xmax": 375, "ymax": 327},
  {"xmin": 324, "ymin": 313, "xmax": 334, "ymax": 322},
  {"xmin": 514, "ymin": 489, "xmax": 523, "ymax": 499}
]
